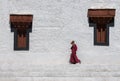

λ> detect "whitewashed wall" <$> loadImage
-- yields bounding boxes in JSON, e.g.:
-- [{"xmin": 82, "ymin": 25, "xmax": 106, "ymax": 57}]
[{"xmin": 0, "ymin": 0, "xmax": 120, "ymax": 67}]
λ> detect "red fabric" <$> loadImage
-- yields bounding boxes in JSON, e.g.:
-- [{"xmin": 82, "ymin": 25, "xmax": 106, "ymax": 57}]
[{"xmin": 70, "ymin": 44, "xmax": 81, "ymax": 64}]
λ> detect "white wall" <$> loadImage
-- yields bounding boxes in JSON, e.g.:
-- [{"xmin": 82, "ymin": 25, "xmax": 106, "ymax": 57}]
[{"xmin": 0, "ymin": 0, "xmax": 120, "ymax": 66}]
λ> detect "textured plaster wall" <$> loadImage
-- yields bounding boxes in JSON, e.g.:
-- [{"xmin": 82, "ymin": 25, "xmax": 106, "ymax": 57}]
[{"xmin": 0, "ymin": 0, "xmax": 120, "ymax": 67}]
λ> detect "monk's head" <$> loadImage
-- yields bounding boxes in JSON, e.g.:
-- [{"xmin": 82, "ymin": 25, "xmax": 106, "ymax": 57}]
[{"xmin": 71, "ymin": 40, "xmax": 75, "ymax": 45}]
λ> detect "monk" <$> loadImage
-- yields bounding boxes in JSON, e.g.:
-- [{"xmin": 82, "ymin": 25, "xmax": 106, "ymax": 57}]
[{"xmin": 70, "ymin": 41, "xmax": 81, "ymax": 64}]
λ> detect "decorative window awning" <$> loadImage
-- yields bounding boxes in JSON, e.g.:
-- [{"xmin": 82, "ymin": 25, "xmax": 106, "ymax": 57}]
[
  {"xmin": 10, "ymin": 14, "xmax": 33, "ymax": 50},
  {"xmin": 88, "ymin": 9, "xmax": 115, "ymax": 17},
  {"xmin": 10, "ymin": 15, "xmax": 33, "ymax": 22},
  {"xmin": 88, "ymin": 9, "xmax": 116, "ymax": 46}
]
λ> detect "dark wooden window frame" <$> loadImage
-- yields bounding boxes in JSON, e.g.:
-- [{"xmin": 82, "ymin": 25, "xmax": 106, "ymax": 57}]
[
  {"xmin": 88, "ymin": 9, "xmax": 115, "ymax": 46},
  {"xmin": 10, "ymin": 14, "xmax": 33, "ymax": 50}
]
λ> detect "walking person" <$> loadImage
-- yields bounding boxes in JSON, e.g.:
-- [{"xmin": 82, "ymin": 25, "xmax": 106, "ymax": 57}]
[{"xmin": 70, "ymin": 41, "xmax": 81, "ymax": 64}]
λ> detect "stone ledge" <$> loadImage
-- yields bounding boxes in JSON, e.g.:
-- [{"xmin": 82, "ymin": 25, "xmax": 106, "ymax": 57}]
[
  {"xmin": 0, "ymin": 72, "xmax": 120, "ymax": 77},
  {"xmin": 1, "ymin": 65, "xmax": 120, "ymax": 72},
  {"xmin": 0, "ymin": 65, "xmax": 120, "ymax": 77},
  {"xmin": 0, "ymin": 77, "xmax": 120, "ymax": 81}
]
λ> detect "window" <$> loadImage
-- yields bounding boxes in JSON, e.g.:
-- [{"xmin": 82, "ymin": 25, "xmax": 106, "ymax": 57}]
[
  {"xmin": 88, "ymin": 9, "xmax": 115, "ymax": 46},
  {"xmin": 10, "ymin": 14, "xmax": 33, "ymax": 50},
  {"xmin": 96, "ymin": 23, "xmax": 106, "ymax": 43}
]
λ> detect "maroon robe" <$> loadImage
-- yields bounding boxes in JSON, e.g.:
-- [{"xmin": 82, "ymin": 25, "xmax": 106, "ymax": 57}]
[{"xmin": 70, "ymin": 44, "xmax": 81, "ymax": 64}]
